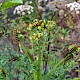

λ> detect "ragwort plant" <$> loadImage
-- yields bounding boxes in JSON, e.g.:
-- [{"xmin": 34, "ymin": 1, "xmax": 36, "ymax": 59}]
[
  {"xmin": 19, "ymin": 19, "xmax": 79, "ymax": 80},
  {"xmin": 0, "ymin": 0, "xmax": 80, "ymax": 80},
  {"xmin": 19, "ymin": 19, "xmax": 58, "ymax": 80}
]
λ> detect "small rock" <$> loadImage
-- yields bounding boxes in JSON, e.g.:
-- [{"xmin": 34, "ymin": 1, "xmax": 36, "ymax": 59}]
[{"xmin": 0, "ymin": 35, "xmax": 13, "ymax": 53}]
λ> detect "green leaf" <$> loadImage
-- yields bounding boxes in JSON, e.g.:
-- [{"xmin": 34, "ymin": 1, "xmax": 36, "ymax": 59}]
[
  {"xmin": 23, "ymin": 16, "xmax": 31, "ymax": 23},
  {"xmin": 12, "ymin": 0, "xmax": 23, "ymax": 4},
  {"xmin": 1, "ymin": 0, "xmax": 23, "ymax": 10},
  {"xmin": 72, "ymin": 78, "xmax": 79, "ymax": 80},
  {"xmin": 19, "ymin": 73, "xmax": 25, "ymax": 80}
]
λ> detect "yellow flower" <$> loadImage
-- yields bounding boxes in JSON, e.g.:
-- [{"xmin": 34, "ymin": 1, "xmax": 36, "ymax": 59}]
[
  {"xmin": 38, "ymin": 33, "xmax": 42, "ymax": 38},
  {"xmin": 33, "ymin": 19, "xmax": 38, "ymax": 22},
  {"xmin": 53, "ymin": 21, "xmax": 56, "ymax": 25},
  {"xmin": 41, "ymin": 23, "xmax": 44, "ymax": 27},
  {"xmin": 29, "ymin": 37, "xmax": 32, "ymax": 40},
  {"xmin": 31, "ymin": 33, "xmax": 37, "ymax": 39},
  {"xmin": 46, "ymin": 24, "xmax": 52, "ymax": 29},
  {"xmin": 31, "ymin": 33, "xmax": 43, "ymax": 40},
  {"xmin": 43, "ymin": 20, "xmax": 46, "ymax": 24},
  {"xmin": 32, "ymin": 35, "xmax": 36, "ymax": 39},
  {"xmin": 68, "ymin": 44, "xmax": 77, "ymax": 50},
  {"xmin": 29, "ymin": 23, "xmax": 33, "ymax": 30},
  {"xmin": 38, "ymin": 26, "xmax": 41, "ymax": 30},
  {"xmin": 33, "ymin": 33, "xmax": 37, "ymax": 36},
  {"xmin": 35, "ymin": 38, "xmax": 38, "ymax": 40},
  {"xmin": 41, "ymin": 27, "xmax": 45, "ymax": 30},
  {"xmin": 17, "ymin": 30, "xmax": 21, "ymax": 34}
]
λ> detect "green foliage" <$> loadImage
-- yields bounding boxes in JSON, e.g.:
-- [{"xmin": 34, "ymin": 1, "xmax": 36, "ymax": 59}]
[
  {"xmin": 1, "ymin": 0, "xmax": 23, "ymax": 10},
  {"xmin": 0, "ymin": 46, "xmax": 34, "ymax": 80},
  {"xmin": 60, "ymin": 28, "xmax": 67, "ymax": 36},
  {"xmin": 0, "ymin": 45, "xmax": 78, "ymax": 80},
  {"xmin": 0, "ymin": 0, "xmax": 79, "ymax": 80},
  {"xmin": 70, "ymin": 77, "xmax": 80, "ymax": 80},
  {"xmin": 19, "ymin": 18, "xmax": 78, "ymax": 80}
]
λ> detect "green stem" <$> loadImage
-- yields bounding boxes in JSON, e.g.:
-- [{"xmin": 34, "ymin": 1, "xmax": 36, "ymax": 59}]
[
  {"xmin": 30, "ymin": 39, "xmax": 34, "ymax": 54},
  {"xmin": 34, "ymin": 72, "xmax": 37, "ymax": 80},
  {"xmin": 53, "ymin": 27, "xmax": 61, "ymax": 39},
  {"xmin": 20, "ymin": 41, "xmax": 35, "ymax": 65},
  {"xmin": 45, "ymin": 53, "xmax": 72, "ymax": 79},
  {"xmin": 44, "ymin": 29, "xmax": 50, "ymax": 73},
  {"xmin": 37, "ymin": 40, "xmax": 41, "ymax": 80}
]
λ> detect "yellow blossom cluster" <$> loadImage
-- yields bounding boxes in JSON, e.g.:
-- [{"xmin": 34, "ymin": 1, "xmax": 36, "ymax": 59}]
[
  {"xmin": 30, "ymin": 33, "xmax": 43, "ymax": 40},
  {"xmin": 28, "ymin": 19, "xmax": 56, "ymax": 40},
  {"xmin": 28, "ymin": 19, "xmax": 56, "ymax": 30},
  {"xmin": 46, "ymin": 21, "xmax": 56, "ymax": 29}
]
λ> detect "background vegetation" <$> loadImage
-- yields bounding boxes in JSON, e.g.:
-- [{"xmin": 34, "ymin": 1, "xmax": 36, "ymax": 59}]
[{"xmin": 0, "ymin": 0, "xmax": 80, "ymax": 80}]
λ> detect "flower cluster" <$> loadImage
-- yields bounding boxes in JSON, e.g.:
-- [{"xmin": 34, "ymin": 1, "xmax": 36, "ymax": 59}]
[
  {"xmin": 65, "ymin": 2, "xmax": 80, "ymax": 14},
  {"xmin": 28, "ymin": 19, "xmax": 56, "ymax": 31},
  {"xmin": 46, "ymin": 21, "xmax": 56, "ymax": 29},
  {"xmin": 13, "ymin": 4, "xmax": 34, "ymax": 15},
  {"xmin": 30, "ymin": 33, "xmax": 43, "ymax": 40},
  {"xmin": 28, "ymin": 19, "xmax": 46, "ymax": 30},
  {"xmin": 46, "ymin": 0, "xmax": 67, "ymax": 12},
  {"xmin": 28, "ymin": 19, "xmax": 56, "ymax": 40},
  {"xmin": 38, "ymin": 0, "xmax": 48, "ymax": 3}
]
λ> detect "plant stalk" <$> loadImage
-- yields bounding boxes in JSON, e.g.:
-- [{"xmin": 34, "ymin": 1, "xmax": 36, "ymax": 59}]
[
  {"xmin": 37, "ymin": 40, "xmax": 41, "ymax": 80},
  {"xmin": 45, "ymin": 53, "xmax": 75, "ymax": 79}
]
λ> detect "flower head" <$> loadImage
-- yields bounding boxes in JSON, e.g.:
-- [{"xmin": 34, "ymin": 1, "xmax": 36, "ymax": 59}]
[
  {"xmin": 13, "ymin": 4, "xmax": 34, "ymax": 15},
  {"xmin": 66, "ymin": 2, "xmax": 80, "ymax": 14}
]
